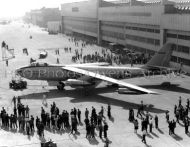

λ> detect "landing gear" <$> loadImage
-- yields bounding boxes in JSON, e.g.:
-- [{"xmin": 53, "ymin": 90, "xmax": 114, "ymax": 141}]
[
  {"xmin": 57, "ymin": 82, "xmax": 65, "ymax": 90},
  {"xmin": 161, "ymin": 82, "xmax": 171, "ymax": 87}
]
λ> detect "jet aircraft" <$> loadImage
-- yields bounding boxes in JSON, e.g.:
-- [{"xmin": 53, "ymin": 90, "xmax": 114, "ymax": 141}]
[{"xmin": 16, "ymin": 43, "xmax": 175, "ymax": 94}]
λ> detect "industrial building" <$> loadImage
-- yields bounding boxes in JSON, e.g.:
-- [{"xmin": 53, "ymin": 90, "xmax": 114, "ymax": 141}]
[
  {"xmin": 61, "ymin": 0, "xmax": 190, "ymax": 73},
  {"xmin": 24, "ymin": 7, "xmax": 61, "ymax": 28}
]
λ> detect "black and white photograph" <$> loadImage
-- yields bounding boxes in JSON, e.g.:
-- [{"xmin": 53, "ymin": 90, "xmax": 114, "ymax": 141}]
[{"xmin": 0, "ymin": 0, "xmax": 190, "ymax": 146}]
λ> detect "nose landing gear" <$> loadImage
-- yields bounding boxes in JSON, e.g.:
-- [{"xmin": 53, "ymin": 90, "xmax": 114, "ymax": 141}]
[{"xmin": 57, "ymin": 82, "xmax": 65, "ymax": 90}]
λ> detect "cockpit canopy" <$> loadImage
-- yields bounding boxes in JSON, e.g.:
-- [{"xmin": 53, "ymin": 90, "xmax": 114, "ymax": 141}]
[{"xmin": 30, "ymin": 62, "xmax": 48, "ymax": 67}]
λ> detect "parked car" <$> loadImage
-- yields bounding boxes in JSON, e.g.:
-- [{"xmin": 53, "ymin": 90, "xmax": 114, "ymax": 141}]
[{"xmin": 9, "ymin": 79, "xmax": 27, "ymax": 90}]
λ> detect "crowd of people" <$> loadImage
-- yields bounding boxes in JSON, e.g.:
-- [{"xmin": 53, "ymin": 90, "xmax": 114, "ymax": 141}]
[
  {"xmin": 0, "ymin": 96, "xmax": 112, "ymax": 145},
  {"xmin": 1, "ymin": 93, "xmax": 190, "ymax": 146},
  {"xmin": 126, "ymin": 97, "xmax": 190, "ymax": 145},
  {"xmin": 168, "ymin": 96, "xmax": 190, "ymax": 135}
]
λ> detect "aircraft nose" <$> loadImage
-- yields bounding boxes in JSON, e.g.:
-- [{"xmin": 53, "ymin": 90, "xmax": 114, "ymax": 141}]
[{"xmin": 15, "ymin": 68, "xmax": 23, "ymax": 76}]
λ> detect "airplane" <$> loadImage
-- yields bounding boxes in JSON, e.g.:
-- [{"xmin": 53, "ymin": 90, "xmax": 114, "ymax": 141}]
[{"xmin": 15, "ymin": 43, "xmax": 175, "ymax": 94}]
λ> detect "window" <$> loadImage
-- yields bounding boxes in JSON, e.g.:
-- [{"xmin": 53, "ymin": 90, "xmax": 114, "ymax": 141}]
[
  {"xmin": 132, "ymin": 27, "xmax": 138, "ymax": 30},
  {"xmin": 147, "ymin": 38, "xmax": 155, "ymax": 44},
  {"xmin": 126, "ymin": 26, "xmax": 131, "ymax": 30},
  {"xmin": 147, "ymin": 29, "xmax": 154, "ymax": 33},
  {"xmin": 155, "ymin": 40, "xmax": 160, "ymax": 46},
  {"xmin": 167, "ymin": 33, "xmax": 177, "ymax": 38},
  {"xmin": 155, "ymin": 29, "xmax": 160, "ymax": 34},
  {"xmin": 139, "ymin": 28, "xmax": 147, "ymax": 32},
  {"xmin": 171, "ymin": 56, "xmax": 177, "ymax": 62},
  {"xmin": 178, "ymin": 35, "xmax": 190, "ymax": 40}
]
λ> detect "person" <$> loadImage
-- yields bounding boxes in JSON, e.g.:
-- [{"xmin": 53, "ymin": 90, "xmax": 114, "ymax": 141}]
[
  {"xmin": 155, "ymin": 115, "xmax": 158, "ymax": 129},
  {"xmin": 140, "ymin": 101, "xmax": 144, "ymax": 112},
  {"xmin": 134, "ymin": 119, "xmax": 138, "ymax": 133},
  {"xmin": 77, "ymin": 109, "xmax": 81, "ymax": 123},
  {"xmin": 142, "ymin": 129, "xmax": 147, "ymax": 144},
  {"xmin": 137, "ymin": 107, "xmax": 142, "ymax": 119},
  {"xmin": 149, "ymin": 118, "xmax": 153, "ymax": 133},
  {"xmin": 104, "ymin": 122, "xmax": 108, "ymax": 139},
  {"xmin": 6, "ymin": 60, "xmax": 8, "ymax": 66},
  {"xmin": 42, "ymin": 93, "xmax": 47, "ymax": 106},
  {"xmin": 26, "ymin": 121, "xmax": 30, "ymax": 135},
  {"xmin": 30, "ymin": 115, "xmax": 34, "ymax": 132},
  {"xmin": 166, "ymin": 111, "xmax": 169, "ymax": 122},
  {"xmin": 179, "ymin": 96, "xmax": 182, "ymax": 107},
  {"xmin": 99, "ymin": 123, "xmax": 103, "ymax": 139},
  {"xmin": 12, "ymin": 96, "xmax": 16, "ymax": 107},
  {"xmin": 85, "ymin": 108, "xmax": 89, "ymax": 119},
  {"xmin": 100, "ymin": 106, "xmax": 104, "ymax": 117},
  {"xmin": 107, "ymin": 104, "xmax": 111, "ymax": 119},
  {"xmin": 187, "ymin": 99, "xmax": 189, "ymax": 110},
  {"xmin": 25, "ymin": 105, "xmax": 30, "ymax": 118},
  {"xmin": 56, "ymin": 58, "xmax": 59, "ymax": 64},
  {"xmin": 168, "ymin": 121, "xmax": 172, "ymax": 135},
  {"xmin": 184, "ymin": 118, "xmax": 189, "ymax": 134}
]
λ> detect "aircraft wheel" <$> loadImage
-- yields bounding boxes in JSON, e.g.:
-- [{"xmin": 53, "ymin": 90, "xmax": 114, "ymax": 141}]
[{"xmin": 57, "ymin": 83, "xmax": 65, "ymax": 90}]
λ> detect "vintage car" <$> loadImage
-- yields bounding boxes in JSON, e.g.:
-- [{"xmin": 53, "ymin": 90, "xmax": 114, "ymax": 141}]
[{"xmin": 9, "ymin": 79, "xmax": 27, "ymax": 90}]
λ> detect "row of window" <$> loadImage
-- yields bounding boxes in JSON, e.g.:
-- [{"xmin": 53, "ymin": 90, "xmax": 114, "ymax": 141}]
[
  {"xmin": 64, "ymin": 20, "xmax": 96, "ymax": 27},
  {"xmin": 64, "ymin": 16, "xmax": 96, "ymax": 23},
  {"xmin": 125, "ymin": 34, "xmax": 160, "ymax": 46},
  {"xmin": 125, "ymin": 26, "xmax": 160, "ymax": 34},
  {"xmin": 64, "ymin": 23, "xmax": 97, "ymax": 33},
  {"xmin": 171, "ymin": 56, "xmax": 190, "ymax": 66},
  {"xmin": 172, "ymin": 44, "xmax": 190, "ymax": 54},
  {"xmin": 101, "ymin": 22, "xmax": 160, "ymax": 34},
  {"xmin": 167, "ymin": 33, "xmax": 190, "ymax": 41},
  {"xmin": 101, "ymin": 23, "xmax": 124, "ymax": 29},
  {"xmin": 102, "ymin": 12, "xmax": 151, "ymax": 17},
  {"xmin": 102, "ymin": 30, "xmax": 125, "ymax": 40}
]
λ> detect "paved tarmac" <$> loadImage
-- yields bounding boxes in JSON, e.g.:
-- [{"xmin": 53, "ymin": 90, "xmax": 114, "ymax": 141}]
[{"xmin": 0, "ymin": 21, "xmax": 190, "ymax": 147}]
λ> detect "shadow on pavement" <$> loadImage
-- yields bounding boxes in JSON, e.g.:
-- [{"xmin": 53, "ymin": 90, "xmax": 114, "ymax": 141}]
[
  {"xmin": 21, "ymin": 87, "xmax": 166, "ymax": 114},
  {"xmin": 151, "ymin": 132, "xmax": 159, "ymax": 138},
  {"xmin": 158, "ymin": 128, "xmax": 164, "ymax": 134},
  {"xmin": 88, "ymin": 137, "xmax": 99, "ymax": 145},
  {"xmin": 142, "ymin": 84, "xmax": 190, "ymax": 94},
  {"xmin": 172, "ymin": 134, "xmax": 183, "ymax": 141}
]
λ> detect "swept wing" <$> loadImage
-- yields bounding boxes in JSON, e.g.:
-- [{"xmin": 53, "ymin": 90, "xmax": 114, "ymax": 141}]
[{"xmin": 62, "ymin": 66, "xmax": 157, "ymax": 94}]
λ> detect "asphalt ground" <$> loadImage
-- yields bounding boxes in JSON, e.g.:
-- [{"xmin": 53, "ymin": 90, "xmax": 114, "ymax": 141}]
[{"xmin": 0, "ymin": 21, "xmax": 190, "ymax": 147}]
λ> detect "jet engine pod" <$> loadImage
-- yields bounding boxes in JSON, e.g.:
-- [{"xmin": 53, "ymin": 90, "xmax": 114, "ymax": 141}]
[
  {"xmin": 65, "ymin": 79, "xmax": 91, "ymax": 87},
  {"xmin": 117, "ymin": 88, "xmax": 130, "ymax": 94}
]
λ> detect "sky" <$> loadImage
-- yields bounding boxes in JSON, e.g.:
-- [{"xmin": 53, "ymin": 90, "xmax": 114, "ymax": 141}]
[
  {"xmin": 0, "ymin": 0, "xmax": 179, "ymax": 18},
  {"xmin": 0, "ymin": 0, "xmax": 85, "ymax": 18}
]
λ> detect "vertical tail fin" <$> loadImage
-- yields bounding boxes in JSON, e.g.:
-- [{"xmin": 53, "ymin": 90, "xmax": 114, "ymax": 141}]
[{"xmin": 144, "ymin": 43, "xmax": 173, "ymax": 68}]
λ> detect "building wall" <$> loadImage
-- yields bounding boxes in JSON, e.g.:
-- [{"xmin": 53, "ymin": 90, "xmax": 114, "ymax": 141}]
[
  {"xmin": 47, "ymin": 21, "xmax": 61, "ymax": 34},
  {"xmin": 61, "ymin": 0, "xmax": 99, "ymax": 38},
  {"xmin": 99, "ymin": 5, "xmax": 164, "ymax": 25},
  {"xmin": 26, "ymin": 8, "xmax": 61, "ymax": 28},
  {"xmin": 61, "ymin": 0, "xmax": 98, "ymax": 18},
  {"xmin": 60, "ymin": 0, "xmax": 190, "ymax": 73}
]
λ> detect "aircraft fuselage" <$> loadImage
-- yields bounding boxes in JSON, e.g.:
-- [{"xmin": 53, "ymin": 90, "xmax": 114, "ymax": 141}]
[{"xmin": 17, "ymin": 64, "xmax": 146, "ymax": 81}]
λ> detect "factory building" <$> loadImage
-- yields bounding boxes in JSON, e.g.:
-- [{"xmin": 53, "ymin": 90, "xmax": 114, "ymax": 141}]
[
  {"xmin": 61, "ymin": 0, "xmax": 190, "ymax": 73},
  {"xmin": 25, "ymin": 7, "xmax": 61, "ymax": 28}
]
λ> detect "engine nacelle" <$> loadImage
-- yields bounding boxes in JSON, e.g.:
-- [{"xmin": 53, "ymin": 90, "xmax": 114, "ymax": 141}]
[
  {"xmin": 64, "ymin": 79, "xmax": 91, "ymax": 87},
  {"xmin": 117, "ymin": 88, "xmax": 130, "ymax": 94}
]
